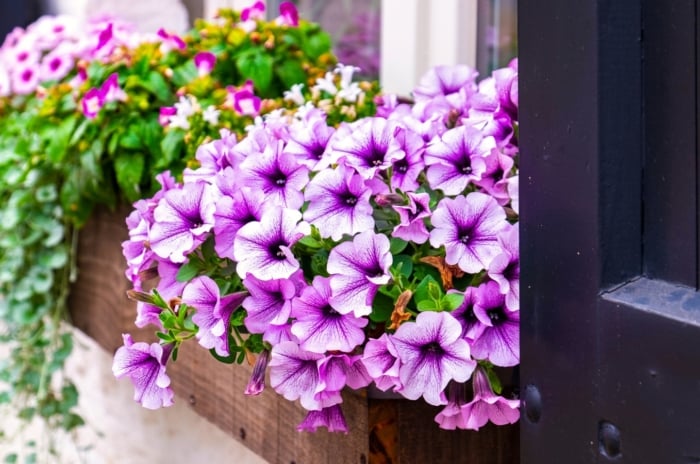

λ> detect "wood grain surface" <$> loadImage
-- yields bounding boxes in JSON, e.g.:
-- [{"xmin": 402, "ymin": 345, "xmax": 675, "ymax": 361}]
[{"xmin": 69, "ymin": 207, "xmax": 519, "ymax": 464}]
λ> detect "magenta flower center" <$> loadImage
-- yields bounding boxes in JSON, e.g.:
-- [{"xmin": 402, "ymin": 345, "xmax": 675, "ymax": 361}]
[
  {"xmin": 50, "ymin": 58, "xmax": 62, "ymax": 71},
  {"xmin": 21, "ymin": 69, "xmax": 33, "ymax": 81}
]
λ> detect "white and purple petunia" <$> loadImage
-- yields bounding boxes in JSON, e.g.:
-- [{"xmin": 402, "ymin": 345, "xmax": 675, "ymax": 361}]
[
  {"xmin": 391, "ymin": 311, "xmax": 476, "ymax": 406},
  {"xmin": 269, "ymin": 341, "xmax": 323, "ymax": 411},
  {"xmin": 212, "ymin": 186, "xmax": 265, "ymax": 260},
  {"xmin": 471, "ymin": 281, "xmax": 520, "ymax": 366},
  {"xmin": 239, "ymin": 140, "xmax": 309, "ymax": 209},
  {"xmin": 435, "ymin": 366, "xmax": 519, "ymax": 430},
  {"xmin": 149, "ymin": 181, "xmax": 216, "ymax": 263},
  {"xmin": 392, "ymin": 192, "xmax": 431, "ymax": 244},
  {"xmin": 327, "ymin": 230, "xmax": 392, "ymax": 317},
  {"xmin": 241, "ymin": 273, "xmax": 301, "ymax": 337},
  {"xmin": 194, "ymin": 51, "xmax": 216, "ymax": 76},
  {"xmin": 303, "ymin": 165, "xmax": 374, "ymax": 241},
  {"xmin": 430, "ymin": 192, "xmax": 509, "ymax": 274},
  {"xmin": 297, "ymin": 404, "xmax": 348, "ymax": 433},
  {"xmin": 361, "ymin": 333, "xmax": 402, "ymax": 392},
  {"xmin": 233, "ymin": 206, "xmax": 310, "ymax": 281},
  {"xmin": 182, "ymin": 276, "xmax": 247, "ymax": 356},
  {"xmin": 331, "ymin": 117, "xmax": 402, "ymax": 180},
  {"xmin": 488, "ymin": 224, "xmax": 519, "ymax": 311},
  {"xmin": 291, "ymin": 276, "xmax": 368, "ymax": 353},
  {"xmin": 112, "ymin": 334, "xmax": 174, "ymax": 410},
  {"xmin": 425, "ymin": 125, "xmax": 496, "ymax": 195}
]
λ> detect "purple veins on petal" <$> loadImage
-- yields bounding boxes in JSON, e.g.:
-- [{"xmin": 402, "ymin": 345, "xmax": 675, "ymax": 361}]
[
  {"xmin": 449, "ymin": 286, "xmax": 486, "ymax": 342},
  {"xmin": 213, "ymin": 186, "xmax": 265, "ymax": 260},
  {"xmin": 471, "ymin": 280, "xmax": 520, "ymax": 366},
  {"xmin": 291, "ymin": 276, "xmax": 368, "ymax": 353},
  {"xmin": 392, "ymin": 191, "xmax": 431, "ymax": 244},
  {"xmin": 233, "ymin": 206, "xmax": 310, "ymax": 281},
  {"xmin": 269, "ymin": 341, "xmax": 323, "ymax": 411},
  {"xmin": 361, "ymin": 334, "xmax": 402, "ymax": 392},
  {"xmin": 303, "ymin": 165, "xmax": 374, "ymax": 241},
  {"xmin": 149, "ymin": 181, "xmax": 215, "ymax": 263},
  {"xmin": 388, "ymin": 125, "xmax": 425, "ymax": 192},
  {"xmin": 297, "ymin": 404, "xmax": 348, "ymax": 433},
  {"xmin": 331, "ymin": 117, "xmax": 402, "ymax": 180},
  {"xmin": 391, "ymin": 311, "xmax": 476, "ymax": 406},
  {"xmin": 239, "ymin": 139, "xmax": 309, "ymax": 209},
  {"xmin": 241, "ymin": 273, "xmax": 299, "ymax": 335},
  {"xmin": 429, "ymin": 192, "xmax": 509, "ymax": 274},
  {"xmin": 183, "ymin": 276, "xmax": 246, "ymax": 357},
  {"xmin": 245, "ymin": 349, "xmax": 270, "ymax": 396},
  {"xmin": 488, "ymin": 224, "xmax": 520, "ymax": 311},
  {"xmin": 327, "ymin": 231, "xmax": 392, "ymax": 317},
  {"xmin": 285, "ymin": 118, "xmax": 336, "ymax": 171},
  {"xmin": 112, "ymin": 334, "xmax": 174, "ymax": 410},
  {"xmin": 425, "ymin": 125, "xmax": 495, "ymax": 195}
]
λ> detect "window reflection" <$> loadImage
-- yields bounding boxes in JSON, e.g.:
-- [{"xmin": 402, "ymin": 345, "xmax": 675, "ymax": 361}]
[{"xmin": 477, "ymin": 0, "xmax": 517, "ymax": 76}]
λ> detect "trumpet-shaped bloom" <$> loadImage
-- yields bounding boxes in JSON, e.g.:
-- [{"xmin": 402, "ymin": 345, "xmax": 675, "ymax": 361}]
[
  {"xmin": 392, "ymin": 192, "xmax": 431, "ymax": 244},
  {"xmin": 277, "ymin": 1, "xmax": 300, "ymax": 27},
  {"xmin": 430, "ymin": 192, "xmax": 508, "ymax": 273},
  {"xmin": 183, "ymin": 276, "xmax": 247, "ymax": 356},
  {"xmin": 285, "ymin": 118, "xmax": 336, "ymax": 170},
  {"xmin": 233, "ymin": 207, "xmax": 310, "ymax": 280},
  {"xmin": 449, "ymin": 287, "xmax": 485, "ymax": 342},
  {"xmin": 332, "ymin": 117, "xmax": 402, "ymax": 180},
  {"xmin": 269, "ymin": 341, "xmax": 323, "ymax": 411},
  {"xmin": 149, "ymin": 182, "xmax": 216, "ymax": 263},
  {"xmin": 435, "ymin": 367, "xmax": 519, "ymax": 430},
  {"xmin": 327, "ymin": 231, "xmax": 392, "ymax": 317},
  {"xmin": 488, "ymin": 224, "xmax": 519, "ymax": 311},
  {"xmin": 391, "ymin": 311, "xmax": 475, "ymax": 406},
  {"xmin": 213, "ymin": 187, "xmax": 265, "ymax": 260},
  {"xmin": 245, "ymin": 349, "xmax": 270, "ymax": 396},
  {"xmin": 112, "ymin": 334, "xmax": 174, "ymax": 410},
  {"xmin": 361, "ymin": 334, "xmax": 402, "ymax": 392},
  {"xmin": 303, "ymin": 165, "xmax": 374, "ymax": 240},
  {"xmin": 239, "ymin": 140, "xmax": 309, "ymax": 209},
  {"xmin": 413, "ymin": 64, "xmax": 478, "ymax": 109},
  {"xmin": 81, "ymin": 87, "xmax": 104, "ymax": 119},
  {"xmin": 471, "ymin": 281, "xmax": 520, "ymax": 366},
  {"xmin": 291, "ymin": 276, "xmax": 368, "ymax": 353},
  {"xmin": 389, "ymin": 126, "xmax": 425, "ymax": 192},
  {"xmin": 297, "ymin": 405, "xmax": 348, "ymax": 433},
  {"xmin": 194, "ymin": 51, "xmax": 216, "ymax": 76},
  {"xmin": 425, "ymin": 125, "xmax": 495, "ymax": 195},
  {"xmin": 241, "ymin": 273, "xmax": 300, "ymax": 335}
]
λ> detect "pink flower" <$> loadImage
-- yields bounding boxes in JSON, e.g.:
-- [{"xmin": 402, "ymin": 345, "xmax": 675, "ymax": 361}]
[{"xmin": 194, "ymin": 51, "xmax": 216, "ymax": 76}]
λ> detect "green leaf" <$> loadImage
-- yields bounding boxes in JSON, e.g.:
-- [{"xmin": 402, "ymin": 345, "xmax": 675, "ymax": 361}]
[
  {"xmin": 209, "ymin": 348, "xmax": 237, "ymax": 364},
  {"xmin": 389, "ymin": 238, "xmax": 408, "ymax": 254},
  {"xmin": 391, "ymin": 254, "xmax": 413, "ymax": 279},
  {"xmin": 142, "ymin": 71, "xmax": 173, "ymax": 103},
  {"xmin": 428, "ymin": 281, "xmax": 443, "ymax": 301},
  {"xmin": 302, "ymin": 30, "xmax": 332, "ymax": 59},
  {"xmin": 17, "ymin": 407, "xmax": 35, "ymax": 421},
  {"xmin": 37, "ymin": 247, "xmax": 68, "ymax": 269},
  {"xmin": 60, "ymin": 384, "xmax": 79, "ymax": 411},
  {"xmin": 176, "ymin": 260, "xmax": 200, "ymax": 282},
  {"xmin": 442, "ymin": 292, "xmax": 465, "ymax": 311},
  {"xmin": 172, "ymin": 61, "xmax": 198, "ymax": 88},
  {"xmin": 230, "ymin": 308, "xmax": 246, "ymax": 327},
  {"xmin": 416, "ymin": 299, "xmax": 438, "ymax": 311},
  {"xmin": 236, "ymin": 52, "xmax": 274, "ymax": 95},
  {"xmin": 62, "ymin": 413, "xmax": 85, "ymax": 431},
  {"xmin": 275, "ymin": 60, "xmax": 307, "ymax": 89},
  {"xmin": 369, "ymin": 292, "xmax": 394, "ymax": 323},
  {"xmin": 46, "ymin": 115, "xmax": 77, "ymax": 164},
  {"xmin": 414, "ymin": 274, "xmax": 440, "ymax": 306},
  {"xmin": 114, "ymin": 152, "xmax": 145, "ymax": 202},
  {"xmin": 158, "ymin": 129, "xmax": 185, "ymax": 170},
  {"xmin": 119, "ymin": 125, "xmax": 143, "ymax": 150},
  {"xmin": 4, "ymin": 454, "xmax": 17, "ymax": 464},
  {"xmin": 486, "ymin": 367, "xmax": 503, "ymax": 395}
]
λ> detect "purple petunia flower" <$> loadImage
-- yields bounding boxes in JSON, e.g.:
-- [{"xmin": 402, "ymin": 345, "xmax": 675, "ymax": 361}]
[
  {"xmin": 182, "ymin": 276, "xmax": 247, "ymax": 356},
  {"xmin": 473, "ymin": 147, "xmax": 515, "ymax": 204},
  {"xmin": 331, "ymin": 117, "xmax": 403, "ymax": 180},
  {"xmin": 488, "ymin": 224, "xmax": 519, "ymax": 311},
  {"xmin": 435, "ymin": 366, "xmax": 519, "ymax": 430},
  {"xmin": 291, "ymin": 276, "xmax": 368, "ymax": 353},
  {"xmin": 429, "ymin": 192, "xmax": 509, "ymax": 273},
  {"xmin": 149, "ymin": 181, "xmax": 216, "ymax": 263},
  {"xmin": 413, "ymin": 64, "xmax": 478, "ymax": 109},
  {"xmin": 112, "ymin": 334, "xmax": 174, "ymax": 410},
  {"xmin": 100, "ymin": 72, "xmax": 125, "ymax": 103},
  {"xmin": 245, "ymin": 349, "xmax": 270, "ymax": 396},
  {"xmin": 392, "ymin": 192, "xmax": 431, "ymax": 244},
  {"xmin": 471, "ymin": 281, "xmax": 520, "ymax": 366},
  {"xmin": 226, "ymin": 80, "xmax": 262, "ymax": 116},
  {"xmin": 425, "ymin": 125, "xmax": 495, "ymax": 195},
  {"xmin": 39, "ymin": 49, "xmax": 73, "ymax": 82},
  {"xmin": 212, "ymin": 186, "xmax": 265, "ymax": 260},
  {"xmin": 303, "ymin": 165, "xmax": 374, "ymax": 241},
  {"xmin": 239, "ymin": 140, "xmax": 309, "ymax": 209},
  {"xmin": 277, "ymin": 1, "xmax": 300, "ymax": 27},
  {"xmin": 297, "ymin": 405, "xmax": 348, "ymax": 433},
  {"xmin": 389, "ymin": 126, "xmax": 425, "ymax": 192},
  {"xmin": 361, "ymin": 334, "xmax": 402, "ymax": 392},
  {"xmin": 241, "ymin": 273, "xmax": 301, "ymax": 336},
  {"xmin": 391, "ymin": 311, "xmax": 476, "ymax": 406},
  {"xmin": 449, "ymin": 286, "xmax": 485, "ymax": 342},
  {"xmin": 284, "ymin": 118, "xmax": 336, "ymax": 171},
  {"xmin": 327, "ymin": 231, "xmax": 392, "ymax": 317},
  {"xmin": 233, "ymin": 207, "xmax": 310, "ymax": 281},
  {"xmin": 269, "ymin": 341, "xmax": 323, "ymax": 411}
]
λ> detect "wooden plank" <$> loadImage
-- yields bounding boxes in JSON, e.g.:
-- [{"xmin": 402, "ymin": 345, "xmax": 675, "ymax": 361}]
[{"xmin": 70, "ymin": 207, "xmax": 517, "ymax": 464}]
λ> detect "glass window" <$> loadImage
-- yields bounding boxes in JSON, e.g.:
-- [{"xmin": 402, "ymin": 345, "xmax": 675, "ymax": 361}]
[{"xmin": 476, "ymin": 0, "xmax": 518, "ymax": 75}]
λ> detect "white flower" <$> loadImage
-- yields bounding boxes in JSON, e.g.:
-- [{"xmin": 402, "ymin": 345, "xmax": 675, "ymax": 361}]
[
  {"xmin": 312, "ymin": 71, "xmax": 337, "ymax": 95},
  {"xmin": 337, "ymin": 82, "xmax": 362, "ymax": 103},
  {"xmin": 283, "ymin": 83, "xmax": 305, "ymax": 105},
  {"xmin": 202, "ymin": 105, "xmax": 220, "ymax": 125},
  {"xmin": 174, "ymin": 95, "xmax": 200, "ymax": 119}
]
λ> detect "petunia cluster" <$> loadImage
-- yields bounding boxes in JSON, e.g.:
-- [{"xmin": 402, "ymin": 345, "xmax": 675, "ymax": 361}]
[
  {"xmin": 0, "ymin": 14, "xmax": 147, "ymax": 97},
  {"xmin": 117, "ymin": 59, "xmax": 520, "ymax": 433}
]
